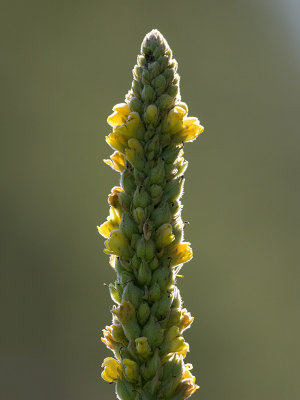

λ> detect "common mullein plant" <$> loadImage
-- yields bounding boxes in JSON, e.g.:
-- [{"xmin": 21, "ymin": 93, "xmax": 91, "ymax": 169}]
[{"xmin": 98, "ymin": 29, "xmax": 204, "ymax": 400}]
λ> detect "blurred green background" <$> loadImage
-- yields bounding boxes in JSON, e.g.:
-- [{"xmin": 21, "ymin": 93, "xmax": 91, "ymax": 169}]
[{"xmin": 1, "ymin": 0, "xmax": 299, "ymax": 399}]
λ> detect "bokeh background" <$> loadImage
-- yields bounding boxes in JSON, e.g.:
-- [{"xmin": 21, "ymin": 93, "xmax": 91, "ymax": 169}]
[{"xmin": 1, "ymin": 0, "xmax": 300, "ymax": 399}]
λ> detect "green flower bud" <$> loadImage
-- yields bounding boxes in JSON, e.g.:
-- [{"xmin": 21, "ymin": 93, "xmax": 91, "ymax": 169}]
[
  {"xmin": 132, "ymin": 206, "xmax": 145, "ymax": 225},
  {"xmin": 156, "ymin": 93, "xmax": 173, "ymax": 110},
  {"xmin": 142, "ymin": 69, "xmax": 151, "ymax": 85},
  {"xmin": 169, "ymin": 199, "xmax": 181, "ymax": 215},
  {"xmin": 151, "ymin": 202, "xmax": 171, "ymax": 229},
  {"xmin": 171, "ymin": 217, "xmax": 184, "ymax": 244},
  {"xmin": 116, "ymin": 263, "xmax": 134, "ymax": 285},
  {"xmin": 140, "ymin": 349, "xmax": 161, "ymax": 381},
  {"xmin": 135, "ymin": 337, "xmax": 152, "ymax": 359},
  {"xmin": 146, "ymin": 134, "xmax": 159, "ymax": 152},
  {"xmin": 123, "ymin": 359, "xmax": 139, "ymax": 383},
  {"xmin": 163, "ymin": 67, "xmax": 175, "ymax": 84},
  {"xmin": 162, "ymin": 146, "xmax": 182, "ymax": 163},
  {"xmin": 146, "ymin": 150, "xmax": 155, "ymax": 161},
  {"xmin": 170, "ymin": 59, "xmax": 178, "ymax": 72},
  {"xmin": 161, "ymin": 354, "xmax": 184, "ymax": 398},
  {"xmin": 145, "ymin": 239, "xmax": 155, "ymax": 260},
  {"xmin": 129, "ymin": 96, "xmax": 143, "ymax": 113},
  {"xmin": 153, "ymin": 46, "xmax": 164, "ymax": 59},
  {"xmin": 132, "ymin": 79, "xmax": 142, "ymax": 96},
  {"xmin": 155, "ymin": 223, "xmax": 175, "ymax": 249},
  {"xmin": 144, "ymin": 104, "xmax": 159, "ymax": 126},
  {"xmin": 137, "ymin": 302, "xmax": 151, "ymax": 326},
  {"xmin": 112, "ymin": 301, "xmax": 141, "ymax": 341},
  {"xmin": 151, "ymin": 266, "xmax": 174, "ymax": 291},
  {"xmin": 118, "ymin": 191, "xmax": 131, "ymax": 211},
  {"xmin": 165, "ymin": 308, "xmax": 181, "ymax": 329},
  {"xmin": 133, "ymin": 187, "xmax": 151, "ymax": 208},
  {"xmin": 150, "ymin": 184, "xmax": 163, "ymax": 199},
  {"xmin": 133, "ymin": 65, "xmax": 142, "ymax": 80},
  {"xmin": 142, "ymin": 315, "xmax": 164, "ymax": 348},
  {"xmin": 149, "ymin": 282, "xmax": 161, "ymax": 303},
  {"xmin": 158, "ymin": 55, "xmax": 169, "ymax": 71},
  {"xmin": 162, "ymin": 177, "xmax": 185, "ymax": 203},
  {"xmin": 130, "ymin": 254, "xmax": 140, "ymax": 270},
  {"xmin": 155, "ymin": 293, "xmax": 173, "ymax": 320},
  {"xmin": 148, "ymin": 61, "xmax": 160, "ymax": 78},
  {"xmin": 149, "ymin": 159, "xmax": 165, "ymax": 185},
  {"xmin": 120, "ymin": 169, "xmax": 136, "ymax": 194},
  {"xmin": 120, "ymin": 212, "xmax": 138, "ymax": 239},
  {"xmin": 167, "ymin": 84, "xmax": 179, "ymax": 98},
  {"xmin": 119, "ymin": 256, "xmax": 132, "ymax": 271},
  {"xmin": 130, "ymin": 233, "xmax": 140, "ymax": 250},
  {"xmin": 149, "ymin": 256, "xmax": 159, "ymax": 271},
  {"xmin": 136, "ymin": 236, "xmax": 146, "ymax": 258},
  {"xmin": 130, "ymin": 233, "xmax": 140, "ymax": 252},
  {"xmin": 116, "ymin": 378, "xmax": 136, "ymax": 400},
  {"xmin": 142, "ymin": 85, "xmax": 155, "ymax": 103},
  {"xmin": 122, "ymin": 281, "xmax": 144, "ymax": 310},
  {"xmin": 166, "ymin": 158, "xmax": 187, "ymax": 180},
  {"xmin": 133, "ymin": 168, "xmax": 145, "ymax": 185},
  {"xmin": 137, "ymin": 55, "xmax": 146, "ymax": 66},
  {"xmin": 142, "ymin": 372, "xmax": 161, "ymax": 397},
  {"xmin": 152, "ymin": 74, "xmax": 166, "ymax": 90},
  {"xmin": 172, "ymin": 287, "xmax": 182, "ymax": 309},
  {"xmin": 138, "ymin": 261, "xmax": 152, "ymax": 286},
  {"xmin": 109, "ymin": 282, "xmax": 122, "ymax": 304}
]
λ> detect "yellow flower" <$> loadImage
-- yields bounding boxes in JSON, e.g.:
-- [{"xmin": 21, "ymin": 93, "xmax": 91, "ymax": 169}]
[
  {"xmin": 104, "ymin": 151, "xmax": 126, "ymax": 173},
  {"xmin": 176, "ymin": 101, "xmax": 188, "ymax": 114},
  {"xmin": 107, "ymin": 103, "xmax": 130, "ymax": 127},
  {"xmin": 179, "ymin": 308, "xmax": 194, "ymax": 332},
  {"xmin": 104, "ymin": 229, "xmax": 131, "ymax": 257},
  {"xmin": 168, "ymin": 242, "xmax": 193, "ymax": 267},
  {"xmin": 161, "ymin": 107, "xmax": 184, "ymax": 134},
  {"xmin": 101, "ymin": 357, "xmax": 122, "ymax": 383},
  {"xmin": 108, "ymin": 186, "xmax": 124, "ymax": 209},
  {"xmin": 174, "ymin": 379, "xmax": 199, "ymax": 398},
  {"xmin": 183, "ymin": 363, "xmax": 196, "ymax": 383},
  {"xmin": 176, "ymin": 341, "xmax": 189, "ymax": 358},
  {"xmin": 101, "ymin": 326, "xmax": 115, "ymax": 352},
  {"xmin": 97, "ymin": 206, "xmax": 121, "ymax": 238},
  {"xmin": 114, "ymin": 112, "xmax": 144, "ymax": 140},
  {"xmin": 176, "ymin": 118, "xmax": 204, "ymax": 142},
  {"xmin": 106, "ymin": 131, "xmax": 128, "ymax": 154},
  {"xmin": 161, "ymin": 326, "xmax": 190, "ymax": 358},
  {"xmin": 109, "ymin": 254, "xmax": 117, "ymax": 269}
]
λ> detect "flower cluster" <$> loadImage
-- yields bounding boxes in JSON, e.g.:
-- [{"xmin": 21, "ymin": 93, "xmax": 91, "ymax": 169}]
[{"xmin": 98, "ymin": 29, "xmax": 204, "ymax": 400}]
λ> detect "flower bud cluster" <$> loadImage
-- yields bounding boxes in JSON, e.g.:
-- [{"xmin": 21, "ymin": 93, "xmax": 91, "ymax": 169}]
[{"xmin": 99, "ymin": 29, "xmax": 204, "ymax": 399}]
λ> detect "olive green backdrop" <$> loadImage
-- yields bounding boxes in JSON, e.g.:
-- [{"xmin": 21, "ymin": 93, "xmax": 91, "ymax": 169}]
[{"xmin": 1, "ymin": 0, "xmax": 299, "ymax": 399}]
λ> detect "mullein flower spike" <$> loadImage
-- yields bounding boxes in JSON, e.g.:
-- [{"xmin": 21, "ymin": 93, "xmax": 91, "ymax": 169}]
[{"xmin": 99, "ymin": 29, "xmax": 204, "ymax": 400}]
